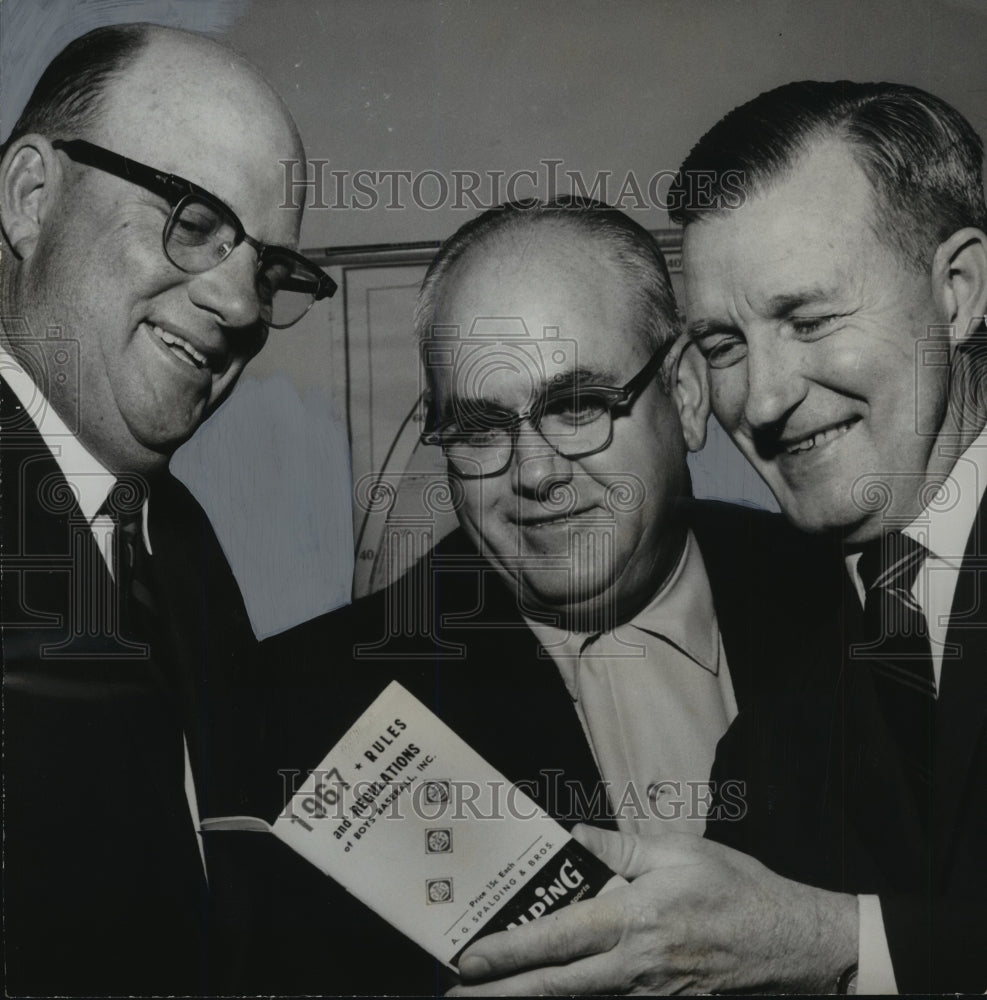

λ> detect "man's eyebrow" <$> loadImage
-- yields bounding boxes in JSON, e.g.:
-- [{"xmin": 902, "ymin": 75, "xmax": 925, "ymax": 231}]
[
  {"xmin": 443, "ymin": 394, "xmax": 514, "ymax": 416},
  {"xmin": 547, "ymin": 366, "xmax": 623, "ymax": 389},
  {"xmin": 765, "ymin": 287, "xmax": 841, "ymax": 316},
  {"xmin": 686, "ymin": 319, "xmax": 734, "ymax": 340},
  {"xmin": 441, "ymin": 367, "xmax": 623, "ymax": 418},
  {"xmin": 687, "ymin": 286, "xmax": 843, "ymax": 338}
]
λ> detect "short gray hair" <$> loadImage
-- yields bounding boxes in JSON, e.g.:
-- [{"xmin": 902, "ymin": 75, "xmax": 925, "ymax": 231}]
[
  {"xmin": 415, "ymin": 197, "xmax": 681, "ymax": 362},
  {"xmin": 669, "ymin": 80, "xmax": 987, "ymax": 272}
]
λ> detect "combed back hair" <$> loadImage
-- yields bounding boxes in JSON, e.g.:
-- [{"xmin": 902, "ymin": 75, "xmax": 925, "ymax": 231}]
[
  {"xmin": 668, "ymin": 80, "xmax": 987, "ymax": 272},
  {"xmin": 1, "ymin": 23, "xmax": 150, "ymax": 157},
  {"xmin": 414, "ymin": 197, "xmax": 681, "ymax": 363}
]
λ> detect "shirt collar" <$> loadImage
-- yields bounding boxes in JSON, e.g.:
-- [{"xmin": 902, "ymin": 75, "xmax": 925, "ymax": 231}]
[
  {"xmin": 526, "ymin": 529, "xmax": 719, "ymax": 673},
  {"xmin": 1, "ymin": 345, "xmax": 117, "ymax": 523},
  {"xmin": 623, "ymin": 529, "xmax": 719, "ymax": 670},
  {"xmin": 902, "ymin": 423, "xmax": 987, "ymax": 564},
  {"xmin": 845, "ymin": 422, "xmax": 987, "ymax": 587}
]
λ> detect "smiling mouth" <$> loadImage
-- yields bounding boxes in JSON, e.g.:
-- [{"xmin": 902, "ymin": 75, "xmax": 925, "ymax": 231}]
[
  {"xmin": 781, "ymin": 417, "xmax": 859, "ymax": 456},
  {"xmin": 520, "ymin": 508, "xmax": 595, "ymax": 528},
  {"xmin": 145, "ymin": 323, "xmax": 211, "ymax": 371}
]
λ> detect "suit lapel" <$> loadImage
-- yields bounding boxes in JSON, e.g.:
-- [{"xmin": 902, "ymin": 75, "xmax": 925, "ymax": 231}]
[
  {"xmin": 690, "ymin": 499, "xmax": 846, "ymax": 705},
  {"xmin": 836, "ymin": 581, "xmax": 933, "ymax": 890},
  {"xmin": 934, "ymin": 495, "xmax": 987, "ymax": 868},
  {"xmin": 1, "ymin": 380, "xmax": 136, "ymax": 656},
  {"xmin": 2, "ymin": 382, "xmax": 208, "ymax": 970}
]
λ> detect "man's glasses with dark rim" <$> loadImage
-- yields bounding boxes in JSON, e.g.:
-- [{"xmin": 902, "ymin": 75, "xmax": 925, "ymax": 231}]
[
  {"xmin": 51, "ymin": 138, "xmax": 336, "ymax": 328},
  {"xmin": 420, "ymin": 338, "xmax": 675, "ymax": 479}
]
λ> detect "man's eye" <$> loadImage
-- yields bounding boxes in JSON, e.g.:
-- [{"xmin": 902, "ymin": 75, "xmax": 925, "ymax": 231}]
[
  {"xmin": 543, "ymin": 394, "xmax": 608, "ymax": 425},
  {"xmin": 701, "ymin": 338, "xmax": 748, "ymax": 368},
  {"xmin": 171, "ymin": 205, "xmax": 222, "ymax": 245},
  {"xmin": 789, "ymin": 315, "xmax": 839, "ymax": 337}
]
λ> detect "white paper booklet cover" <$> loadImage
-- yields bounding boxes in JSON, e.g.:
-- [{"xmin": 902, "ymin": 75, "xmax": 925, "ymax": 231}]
[{"xmin": 202, "ymin": 680, "xmax": 624, "ymax": 968}]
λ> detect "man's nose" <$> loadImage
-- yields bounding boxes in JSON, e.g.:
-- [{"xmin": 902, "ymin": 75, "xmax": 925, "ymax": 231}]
[
  {"xmin": 741, "ymin": 336, "xmax": 809, "ymax": 432},
  {"xmin": 512, "ymin": 425, "xmax": 575, "ymax": 498},
  {"xmin": 186, "ymin": 246, "xmax": 263, "ymax": 330}
]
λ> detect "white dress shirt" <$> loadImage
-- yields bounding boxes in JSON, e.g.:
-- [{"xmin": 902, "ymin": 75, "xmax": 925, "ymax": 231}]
[
  {"xmin": 526, "ymin": 530, "xmax": 738, "ymax": 836},
  {"xmin": 846, "ymin": 424, "xmax": 987, "ymax": 993},
  {"xmin": 0, "ymin": 348, "xmax": 206, "ymax": 876}
]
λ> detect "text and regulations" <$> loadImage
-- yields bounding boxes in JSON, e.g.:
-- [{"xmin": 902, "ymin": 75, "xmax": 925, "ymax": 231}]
[{"xmin": 202, "ymin": 680, "xmax": 623, "ymax": 967}]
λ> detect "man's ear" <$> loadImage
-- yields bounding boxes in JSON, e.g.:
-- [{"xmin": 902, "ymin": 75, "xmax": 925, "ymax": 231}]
[
  {"xmin": 0, "ymin": 136, "xmax": 59, "ymax": 259},
  {"xmin": 932, "ymin": 227, "xmax": 987, "ymax": 341},
  {"xmin": 670, "ymin": 337, "xmax": 710, "ymax": 453}
]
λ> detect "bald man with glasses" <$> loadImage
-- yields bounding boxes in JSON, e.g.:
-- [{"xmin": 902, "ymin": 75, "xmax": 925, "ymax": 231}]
[
  {"xmin": 0, "ymin": 23, "xmax": 331, "ymax": 994},
  {"xmin": 254, "ymin": 199, "xmax": 838, "ymax": 995}
]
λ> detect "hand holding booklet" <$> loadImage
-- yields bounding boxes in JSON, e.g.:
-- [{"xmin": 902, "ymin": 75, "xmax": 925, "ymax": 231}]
[{"xmin": 202, "ymin": 680, "xmax": 624, "ymax": 968}]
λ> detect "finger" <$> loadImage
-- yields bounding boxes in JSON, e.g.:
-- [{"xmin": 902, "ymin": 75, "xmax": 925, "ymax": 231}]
[
  {"xmin": 449, "ymin": 951, "xmax": 638, "ymax": 997},
  {"xmin": 456, "ymin": 898, "xmax": 623, "ymax": 980}
]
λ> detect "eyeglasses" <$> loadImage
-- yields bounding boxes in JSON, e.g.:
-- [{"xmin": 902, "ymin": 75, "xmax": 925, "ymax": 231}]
[
  {"xmin": 51, "ymin": 138, "xmax": 336, "ymax": 328},
  {"xmin": 420, "ymin": 338, "xmax": 675, "ymax": 479}
]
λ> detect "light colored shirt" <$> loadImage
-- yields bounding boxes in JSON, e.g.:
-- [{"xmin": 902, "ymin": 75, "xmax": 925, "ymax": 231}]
[
  {"xmin": 0, "ymin": 348, "xmax": 204, "ymax": 877},
  {"xmin": 846, "ymin": 423, "xmax": 987, "ymax": 994},
  {"xmin": 526, "ymin": 530, "xmax": 737, "ymax": 836}
]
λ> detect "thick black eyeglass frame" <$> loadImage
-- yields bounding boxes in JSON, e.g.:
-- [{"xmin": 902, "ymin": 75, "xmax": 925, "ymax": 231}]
[
  {"xmin": 50, "ymin": 138, "xmax": 337, "ymax": 326},
  {"xmin": 420, "ymin": 336, "xmax": 677, "ymax": 479}
]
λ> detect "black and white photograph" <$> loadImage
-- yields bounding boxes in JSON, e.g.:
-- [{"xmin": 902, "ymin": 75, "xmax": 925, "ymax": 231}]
[{"xmin": 1, "ymin": 0, "xmax": 985, "ymax": 994}]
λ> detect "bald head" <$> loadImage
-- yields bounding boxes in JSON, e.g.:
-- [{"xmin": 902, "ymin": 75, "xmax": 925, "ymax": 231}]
[
  {"xmin": 5, "ymin": 23, "xmax": 302, "ymax": 160},
  {"xmin": 0, "ymin": 23, "xmax": 308, "ymax": 473},
  {"xmin": 90, "ymin": 27, "xmax": 304, "ymax": 227},
  {"xmin": 100, "ymin": 27, "xmax": 301, "ymax": 173}
]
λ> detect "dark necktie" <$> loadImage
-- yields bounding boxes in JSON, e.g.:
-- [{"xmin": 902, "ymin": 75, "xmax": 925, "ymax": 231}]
[
  {"xmin": 103, "ymin": 478, "xmax": 158, "ymax": 640},
  {"xmin": 854, "ymin": 532, "xmax": 936, "ymax": 812}
]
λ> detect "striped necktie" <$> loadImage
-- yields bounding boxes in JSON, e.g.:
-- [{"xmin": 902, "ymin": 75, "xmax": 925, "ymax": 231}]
[{"xmin": 854, "ymin": 532, "xmax": 936, "ymax": 813}]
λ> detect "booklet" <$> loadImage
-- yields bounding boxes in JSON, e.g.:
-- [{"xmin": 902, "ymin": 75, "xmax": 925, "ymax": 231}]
[{"xmin": 202, "ymin": 680, "xmax": 624, "ymax": 968}]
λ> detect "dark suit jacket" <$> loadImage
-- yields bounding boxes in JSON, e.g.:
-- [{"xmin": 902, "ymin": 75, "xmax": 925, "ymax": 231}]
[
  {"xmin": 707, "ymin": 501, "xmax": 987, "ymax": 993},
  {"xmin": 1, "ymin": 381, "xmax": 257, "ymax": 995},
  {"xmin": 228, "ymin": 499, "xmax": 834, "ymax": 995}
]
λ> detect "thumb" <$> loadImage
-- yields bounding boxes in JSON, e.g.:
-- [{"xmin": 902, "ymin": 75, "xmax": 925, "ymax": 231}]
[{"xmin": 571, "ymin": 823, "xmax": 665, "ymax": 879}]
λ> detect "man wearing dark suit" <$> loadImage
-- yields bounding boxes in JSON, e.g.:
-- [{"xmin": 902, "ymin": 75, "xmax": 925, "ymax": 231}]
[
  {"xmin": 681, "ymin": 81, "xmax": 987, "ymax": 995},
  {"xmin": 0, "ymin": 23, "xmax": 332, "ymax": 994},
  {"xmin": 457, "ymin": 88, "xmax": 987, "ymax": 995},
  {"xmin": 249, "ymin": 200, "xmax": 835, "ymax": 995},
  {"xmin": 449, "ymin": 84, "xmax": 987, "ymax": 997}
]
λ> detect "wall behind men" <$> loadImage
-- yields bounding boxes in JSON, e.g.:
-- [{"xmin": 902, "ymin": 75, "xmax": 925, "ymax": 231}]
[
  {"xmin": 224, "ymin": 0, "xmax": 987, "ymax": 249},
  {"xmin": 4, "ymin": 0, "xmax": 986, "ymax": 635},
  {"xmin": 233, "ymin": 0, "xmax": 987, "ymax": 385},
  {"xmin": 226, "ymin": 0, "xmax": 987, "ymax": 618}
]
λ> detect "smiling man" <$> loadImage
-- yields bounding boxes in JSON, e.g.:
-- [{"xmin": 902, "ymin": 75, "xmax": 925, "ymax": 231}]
[
  {"xmin": 257, "ymin": 199, "xmax": 834, "ymax": 994},
  {"xmin": 0, "ymin": 23, "xmax": 333, "ymax": 994},
  {"xmin": 679, "ymin": 81, "xmax": 987, "ymax": 995},
  {"xmin": 683, "ymin": 136, "xmax": 968, "ymax": 541},
  {"xmin": 450, "ymin": 84, "xmax": 987, "ymax": 997},
  {"xmin": 419, "ymin": 203, "xmax": 699, "ymax": 633}
]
